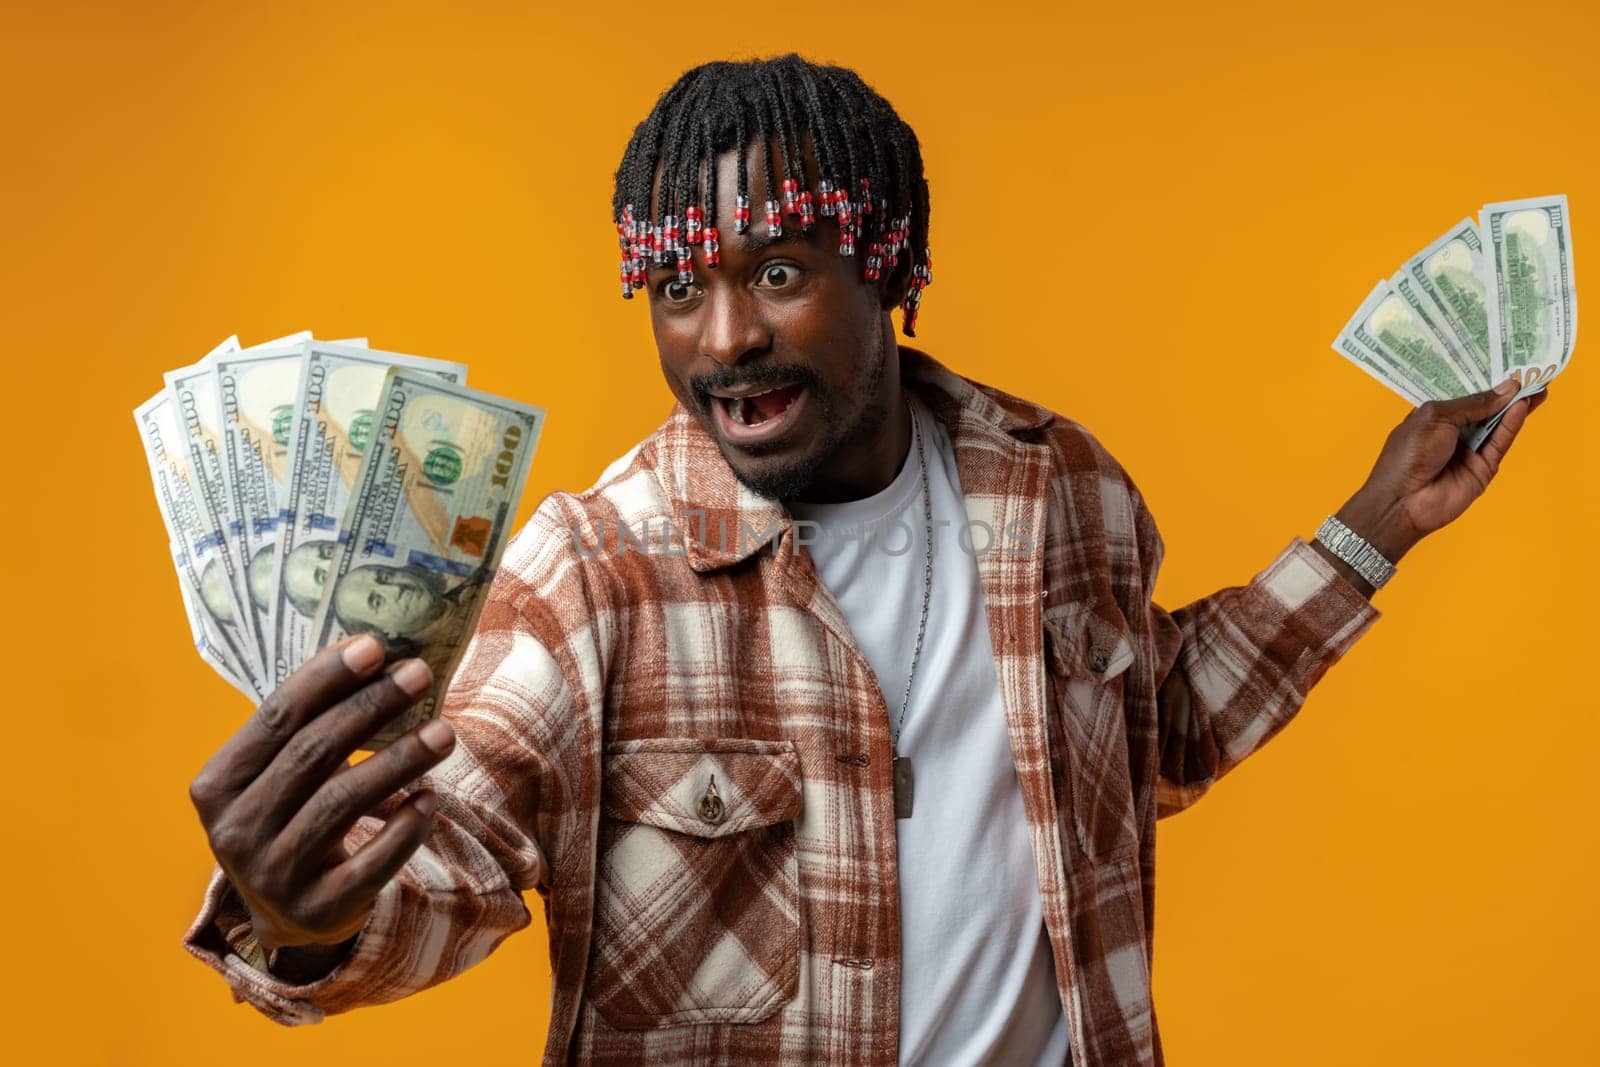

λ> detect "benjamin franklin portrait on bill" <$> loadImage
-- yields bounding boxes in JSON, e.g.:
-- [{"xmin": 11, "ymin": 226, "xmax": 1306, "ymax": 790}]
[{"xmin": 328, "ymin": 562, "xmax": 478, "ymax": 657}]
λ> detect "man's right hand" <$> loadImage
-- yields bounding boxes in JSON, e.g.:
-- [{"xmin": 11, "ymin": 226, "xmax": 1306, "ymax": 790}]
[{"xmin": 188, "ymin": 634, "xmax": 458, "ymax": 963}]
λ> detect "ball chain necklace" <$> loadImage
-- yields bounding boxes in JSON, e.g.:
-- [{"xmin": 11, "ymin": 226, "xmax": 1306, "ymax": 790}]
[{"xmin": 890, "ymin": 391, "xmax": 934, "ymax": 820}]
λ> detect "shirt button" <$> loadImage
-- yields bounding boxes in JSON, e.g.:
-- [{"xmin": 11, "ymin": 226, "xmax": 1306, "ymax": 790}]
[
  {"xmin": 697, "ymin": 777, "xmax": 725, "ymax": 824},
  {"xmin": 1089, "ymin": 648, "xmax": 1109, "ymax": 672}
]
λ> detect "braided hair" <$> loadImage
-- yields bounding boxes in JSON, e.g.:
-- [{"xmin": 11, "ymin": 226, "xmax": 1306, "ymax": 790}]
[{"xmin": 611, "ymin": 54, "xmax": 934, "ymax": 336}]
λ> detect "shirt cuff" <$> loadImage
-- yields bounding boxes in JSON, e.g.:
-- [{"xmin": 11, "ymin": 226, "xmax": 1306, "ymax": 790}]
[
  {"xmin": 1259, "ymin": 536, "xmax": 1382, "ymax": 663},
  {"xmin": 180, "ymin": 862, "xmax": 402, "ymax": 1026}
]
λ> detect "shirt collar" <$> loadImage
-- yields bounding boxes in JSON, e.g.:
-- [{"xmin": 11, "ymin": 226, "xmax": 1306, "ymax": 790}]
[{"xmin": 646, "ymin": 344, "xmax": 1056, "ymax": 573}]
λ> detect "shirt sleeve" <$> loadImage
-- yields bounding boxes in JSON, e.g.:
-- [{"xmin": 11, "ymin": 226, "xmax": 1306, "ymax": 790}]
[
  {"xmin": 179, "ymin": 506, "xmax": 592, "ymax": 1025},
  {"xmin": 1133, "ymin": 491, "xmax": 1382, "ymax": 818}
]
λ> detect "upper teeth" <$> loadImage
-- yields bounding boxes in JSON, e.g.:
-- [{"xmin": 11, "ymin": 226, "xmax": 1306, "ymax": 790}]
[{"xmin": 724, "ymin": 386, "xmax": 791, "ymax": 426}]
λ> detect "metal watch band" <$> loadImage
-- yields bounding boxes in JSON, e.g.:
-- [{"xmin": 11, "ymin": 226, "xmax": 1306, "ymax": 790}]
[{"xmin": 1314, "ymin": 515, "xmax": 1396, "ymax": 590}]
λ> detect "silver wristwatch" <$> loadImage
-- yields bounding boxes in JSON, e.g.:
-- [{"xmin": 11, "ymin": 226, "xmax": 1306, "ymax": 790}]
[{"xmin": 1314, "ymin": 515, "xmax": 1396, "ymax": 590}]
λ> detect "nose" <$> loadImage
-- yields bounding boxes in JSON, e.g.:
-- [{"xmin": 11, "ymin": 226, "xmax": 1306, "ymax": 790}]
[{"xmin": 698, "ymin": 283, "xmax": 771, "ymax": 367}]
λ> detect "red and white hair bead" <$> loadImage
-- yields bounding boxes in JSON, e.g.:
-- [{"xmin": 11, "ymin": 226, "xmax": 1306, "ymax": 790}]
[
  {"xmin": 615, "ymin": 184, "xmax": 929, "ymax": 337},
  {"xmin": 817, "ymin": 178, "xmax": 837, "ymax": 218},
  {"xmin": 864, "ymin": 241, "xmax": 884, "ymax": 282}
]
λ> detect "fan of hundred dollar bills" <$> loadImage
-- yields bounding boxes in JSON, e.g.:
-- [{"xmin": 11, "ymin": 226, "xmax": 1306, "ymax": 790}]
[
  {"xmin": 1333, "ymin": 194, "xmax": 1576, "ymax": 450},
  {"xmin": 134, "ymin": 332, "xmax": 545, "ymax": 749}
]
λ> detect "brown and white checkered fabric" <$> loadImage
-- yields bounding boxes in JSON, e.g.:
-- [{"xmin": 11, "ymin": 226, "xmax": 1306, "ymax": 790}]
[{"xmin": 183, "ymin": 346, "xmax": 1380, "ymax": 1065}]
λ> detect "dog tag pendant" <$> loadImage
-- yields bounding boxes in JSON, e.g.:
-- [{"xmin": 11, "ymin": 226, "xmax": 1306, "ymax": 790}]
[{"xmin": 892, "ymin": 754, "xmax": 914, "ymax": 819}]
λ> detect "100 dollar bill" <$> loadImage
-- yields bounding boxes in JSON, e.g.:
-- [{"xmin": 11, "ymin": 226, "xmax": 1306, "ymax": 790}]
[
  {"xmin": 1335, "ymin": 279, "xmax": 1475, "ymax": 401},
  {"xmin": 308, "ymin": 370, "xmax": 544, "ymax": 750},
  {"xmin": 214, "ymin": 341, "xmax": 311, "ymax": 668},
  {"xmin": 1332, "ymin": 332, "xmax": 1429, "ymax": 405},
  {"xmin": 1389, "ymin": 270, "xmax": 1486, "ymax": 391},
  {"xmin": 1464, "ymin": 195, "xmax": 1578, "ymax": 450},
  {"xmin": 213, "ymin": 335, "xmax": 365, "ymax": 680},
  {"xmin": 272, "ymin": 343, "xmax": 466, "ymax": 684},
  {"xmin": 167, "ymin": 355, "xmax": 272, "ymax": 681},
  {"xmin": 1402, "ymin": 218, "xmax": 1494, "ymax": 386},
  {"xmin": 1484, "ymin": 194, "xmax": 1576, "ymax": 392},
  {"xmin": 135, "ymin": 382, "xmax": 263, "ymax": 700}
]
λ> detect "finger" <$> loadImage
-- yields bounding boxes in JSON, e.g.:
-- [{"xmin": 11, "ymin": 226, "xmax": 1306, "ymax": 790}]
[
  {"xmin": 1478, "ymin": 396, "xmax": 1533, "ymax": 472},
  {"xmin": 320, "ymin": 790, "xmax": 439, "ymax": 903},
  {"xmin": 240, "ymin": 659, "xmax": 437, "ymax": 835},
  {"xmin": 281, "ymin": 714, "xmax": 456, "ymax": 867},
  {"xmin": 1426, "ymin": 379, "xmax": 1519, "ymax": 426},
  {"xmin": 190, "ymin": 635, "xmax": 387, "ymax": 819}
]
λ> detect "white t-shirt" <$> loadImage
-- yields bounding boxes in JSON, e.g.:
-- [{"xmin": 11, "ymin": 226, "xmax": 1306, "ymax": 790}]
[{"xmin": 788, "ymin": 392, "xmax": 1071, "ymax": 1066}]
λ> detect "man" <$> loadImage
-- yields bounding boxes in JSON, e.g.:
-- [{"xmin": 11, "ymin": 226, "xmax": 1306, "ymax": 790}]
[
  {"xmin": 328, "ymin": 561, "xmax": 475, "ymax": 654},
  {"xmin": 246, "ymin": 543, "xmax": 276, "ymax": 615},
  {"xmin": 197, "ymin": 556, "xmax": 238, "ymax": 626},
  {"xmin": 181, "ymin": 54, "xmax": 1545, "ymax": 1065},
  {"xmin": 278, "ymin": 538, "xmax": 337, "ymax": 618}
]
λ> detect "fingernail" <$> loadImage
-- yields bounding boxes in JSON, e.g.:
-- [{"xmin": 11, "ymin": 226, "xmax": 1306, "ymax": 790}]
[
  {"xmin": 418, "ymin": 720, "xmax": 454, "ymax": 754},
  {"xmin": 413, "ymin": 791, "xmax": 437, "ymax": 818},
  {"xmin": 1495, "ymin": 378, "xmax": 1517, "ymax": 395},
  {"xmin": 391, "ymin": 659, "xmax": 432, "ymax": 696},
  {"xmin": 342, "ymin": 635, "xmax": 384, "ymax": 673}
]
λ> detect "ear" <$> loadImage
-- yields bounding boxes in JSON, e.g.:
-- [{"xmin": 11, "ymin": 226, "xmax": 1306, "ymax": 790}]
[{"xmin": 875, "ymin": 250, "xmax": 914, "ymax": 313}]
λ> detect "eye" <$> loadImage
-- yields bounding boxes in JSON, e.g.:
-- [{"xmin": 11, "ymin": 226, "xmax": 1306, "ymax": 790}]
[
  {"xmin": 658, "ymin": 279, "xmax": 701, "ymax": 303},
  {"xmin": 368, "ymin": 592, "xmax": 384, "ymax": 611},
  {"xmin": 756, "ymin": 263, "xmax": 798, "ymax": 289}
]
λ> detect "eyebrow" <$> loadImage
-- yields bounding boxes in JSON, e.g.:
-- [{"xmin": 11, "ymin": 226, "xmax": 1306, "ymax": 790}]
[{"xmin": 735, "ymin": 227, "xmax": 814, "ymax": 255}]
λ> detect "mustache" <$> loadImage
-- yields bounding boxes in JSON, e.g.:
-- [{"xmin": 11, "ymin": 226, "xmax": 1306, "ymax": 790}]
[{"xmin": 691, "ymin": 363, "xmax": 820, "ymax": 404}]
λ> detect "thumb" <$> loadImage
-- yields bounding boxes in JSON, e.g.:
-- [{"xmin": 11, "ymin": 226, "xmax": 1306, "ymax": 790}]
[{"xmin": 1432, "ymin": 378, "xmax": 1518, "ymax": 425}]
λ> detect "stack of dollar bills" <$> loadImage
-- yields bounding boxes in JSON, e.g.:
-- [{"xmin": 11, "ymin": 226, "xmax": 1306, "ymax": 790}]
[
  {"xmin": 1333, "ymin": 194, "xmax": 1576, "ymax": 450},
  {"xmin": 134, "ymin": 332, "xmax": 545, "ymax": 749}
]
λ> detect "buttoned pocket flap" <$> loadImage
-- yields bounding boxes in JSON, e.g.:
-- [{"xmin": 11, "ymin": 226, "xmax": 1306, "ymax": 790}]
[
  {"xmin": 1043, "ymin": 599, "xmax": 1140, "ymax": 858},
  {"xmin": 602, "ymin": 738, "xmax": 803, "ymax": 840},
  {"xmin": 1043, "ymin": 599, "xmax": 1136, "ymax": 682}
]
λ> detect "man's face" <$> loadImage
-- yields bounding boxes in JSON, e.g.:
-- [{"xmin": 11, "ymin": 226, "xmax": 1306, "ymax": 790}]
[
  {"xmin": 283, "ymin": 539, "xmax": 338, "ymax": 617},
  {"xmin": 247, "ymin": 544, "xmax": 274, "ymax": 612},
  {"xmin": 198, "ymin": 557, "xmax": 235, "ymax": 625},
  {"xmin": 645, "ymin": 139, "xmax": 908, "ymax": 502},
  {"xmin": 334, "ymin": 565, "xmax": 445, "ymax": 639}
]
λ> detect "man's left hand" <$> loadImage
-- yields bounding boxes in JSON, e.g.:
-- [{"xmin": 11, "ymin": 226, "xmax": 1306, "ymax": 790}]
[{"xmin": 1334, "ymin": 378, "xmax": 1550, "ymax": 567}]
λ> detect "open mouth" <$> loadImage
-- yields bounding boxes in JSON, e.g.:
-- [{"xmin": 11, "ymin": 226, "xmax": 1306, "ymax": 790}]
[{"xmin": 711, "ymin": 383, "xmax": 808, "ymax": 446}]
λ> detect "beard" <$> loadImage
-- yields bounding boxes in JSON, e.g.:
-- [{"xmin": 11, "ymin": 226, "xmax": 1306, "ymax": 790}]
[{"xmin": 710, "ymin": 321, "xmax": 892, "ymax": 503}]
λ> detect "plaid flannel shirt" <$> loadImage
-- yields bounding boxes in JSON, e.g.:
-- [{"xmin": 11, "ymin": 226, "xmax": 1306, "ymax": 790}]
[{"xmin": 182, "ymin": 345, "xmax": 1380, "ymax": 1065}]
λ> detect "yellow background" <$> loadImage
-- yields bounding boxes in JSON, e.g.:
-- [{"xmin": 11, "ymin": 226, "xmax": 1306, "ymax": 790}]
[{"xmin": 3, "ymin": 2, "xmax": 1596, "ymax": 1063}]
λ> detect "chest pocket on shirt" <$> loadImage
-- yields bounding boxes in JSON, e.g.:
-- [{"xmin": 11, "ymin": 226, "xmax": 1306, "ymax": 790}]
[
  {"xmin": 1043, "ymin": 599, "xmax": 1140, "ymax": 860},
  {"xmin": 587, "ymin": 737, "xmax": 804, "ymax": 1029}
]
